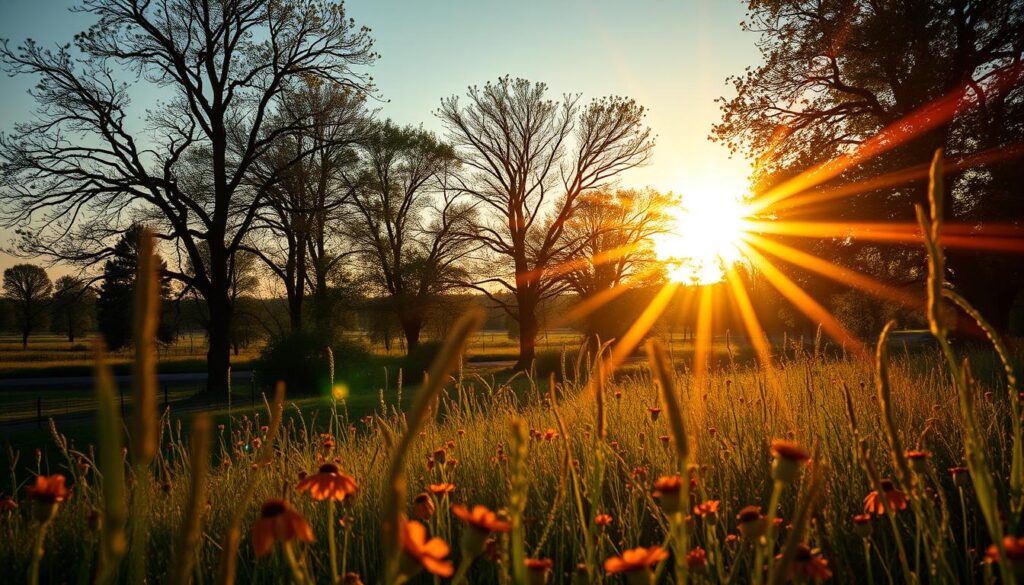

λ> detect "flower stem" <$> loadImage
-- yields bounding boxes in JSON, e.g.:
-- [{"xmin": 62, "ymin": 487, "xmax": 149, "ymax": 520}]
[
  {"xmin": 328, "ymin": 503, "xmax": 338, "ymax": 584},
  {"xmin": 28, "ymin": 517, "xmax": 52, "ymax": 585}
]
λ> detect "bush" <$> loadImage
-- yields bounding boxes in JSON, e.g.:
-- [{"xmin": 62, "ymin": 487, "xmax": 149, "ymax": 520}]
[{"xmin": 256, "ymin": 331, "xmax": 371, "ymax": 395}]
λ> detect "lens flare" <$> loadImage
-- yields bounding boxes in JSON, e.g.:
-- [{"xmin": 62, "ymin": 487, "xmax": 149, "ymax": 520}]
[{"xmin": 653, "ymin": 181, "xmax": 751, "ymax": 285}]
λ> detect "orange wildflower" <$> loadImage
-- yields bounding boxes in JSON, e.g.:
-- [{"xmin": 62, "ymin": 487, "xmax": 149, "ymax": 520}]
[
  {"xmin": 653, "ymin": 475, "xmax": 684, "ymax": 513},
  {"xmin": 949, "ymin": 466, "xmax": 970, "ymax": 487},
  {"xmin": 736, "ymin": 505, "xmax": 766, "ymax": 539},
  {"xmin": 27, "ymin": 474, "xmax": 71, "ymax": 505},
  {"xmin": 0, "ymin": 495, "xmax": 17, "ymax": 513},
  {"xmin": 686, "ymin": 547, "xmax": 708, "ymax": 573},
  {"xmin": 295, "ymin": 463, "xmax": 357, "ymax": 502},
  {"xmin": 251, "ymin": 499, "xmax": 315, "ymax": 558},
  {"xmin": 453, "ymin": 504, "xmax": 512, "ymax": 534},
  {"xmin": 595, "ymin": 513, "xmax": 613, "ymax": 527},
  {"xmin": 399, "ymin": 519, "xmax": 454, "ymax": 578},
  {"xmin": 864, "ymin": 479, "xmax": 908, "ymax": 515},
  {"xmin": 526, "ymin": 558, "xmax": 554, "ymax": 585},
  {"xmin": 428, "ymin": 482, "xmax": 456, "ymax": 495},
  {"xmin": 605, "ymin": 546, "xmax": 669, "ymax": 583},
  {"xmin": 780, "ymin": 544, "xmax": 832, "ymax": 581},
  {"xmin": 906, "ymin": 450, "xmax": 931, "ymax": 473},
  {"xmin": 647, "ymin": 407, "xmax": 663, "ymax": 421},
  {"xmin": 412, "ymin": 492, "xmax": 435, "ymax": 520},
  {"xmin": 987, "ymin": 536, "xmax": 1024, "ymax": 578},
  {"xmin": 693, "ymin": 499, "xmax": 720, "ymax": 522},
  {"xmin": 770, "ymin": 440, "xmax": 810, "ymax": 483}
]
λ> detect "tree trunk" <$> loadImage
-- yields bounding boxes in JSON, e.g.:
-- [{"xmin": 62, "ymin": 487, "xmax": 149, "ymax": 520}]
[
  {"xmin": 514, "ymin": 298, "xmax": 539, "ymax": 371},
  {"xmin": 22, "ymin": 329, "xmax": 28, "ymax": 350},
  {"xmin": 400, "ymin": 311, "xmax": 423, "ymax": 354},
  {"xmin": 206, "ymin": 289, "xmax": 232, "ymax": 399}
]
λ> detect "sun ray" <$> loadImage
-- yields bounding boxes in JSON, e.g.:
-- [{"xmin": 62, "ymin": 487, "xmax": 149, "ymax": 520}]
[
  {"xmin": 769, "ymin": 142, "xmax": 1024, "ymax": 217},
  {"xmin": 737, "ymin": 241, "xmax": 868, "ymax": 357},
  {"xmin": 549, "ymin": 284, "xmax": 632, "ymax": 330},
  {"xmin": 743, "ymin": 220, "xmax": 1024, "ymax": 253},
  {"xmin": 747, "ymin": 62, "xmax": 1024, "ymax": 215},
  {"xmin": 692, "ymin": 284, "xmax": 714, "ymax": 393},
  {"xmin": 605, "ymin": 281, "xmax": 681, "ymax": 372},
  {"xmin": 741, "ymin": 233, "xmax": 922, "ymax": 309}
]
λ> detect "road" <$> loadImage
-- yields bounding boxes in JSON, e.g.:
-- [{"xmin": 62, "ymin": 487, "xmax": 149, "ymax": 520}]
[{"xmin": 0, "ymin": 370, "xmax": 255, "ymax": 390}]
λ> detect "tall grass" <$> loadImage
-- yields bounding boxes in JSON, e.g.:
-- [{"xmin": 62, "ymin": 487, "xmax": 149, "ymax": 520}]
[{"xmin": 0, "ymin": 154, "xmax": 1021, "ymax": 584}]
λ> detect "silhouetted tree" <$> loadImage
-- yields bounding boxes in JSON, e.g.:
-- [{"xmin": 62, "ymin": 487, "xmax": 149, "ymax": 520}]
[
  {"xmin": 1, "ymin": 0, "xmax": 376, "ymax": 396},
  {"xmin": 50, "ymin": 276, "xmax": 96, "ymax": 342},
  {"xmin": 246, "ymin": 81, "xmax": 367, "ymax": 333},
  {"xmin": 2, "ymin": 263, "xmax": 51, "ymax": 349},
  {"xmin": 97, "ymin": 227, "xmax": 176, "ymax": 350},
  {"xmin": 439, "ymin": 77, "xmax": 654, "ymax": 369},
  {"xmin": 557, "ymin": 188, "xmax": 673, "ymax": 346},
  {"xmin": 714, "ymin": 0, "xmax": 1024, "ymax": 328},
  {"xmin": 347, "ymin": 121, "xmax": 473, "ymax": 352}
]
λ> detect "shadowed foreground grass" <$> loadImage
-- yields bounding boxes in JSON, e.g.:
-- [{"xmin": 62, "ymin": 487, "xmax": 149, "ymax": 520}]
[{"xmin": 0, "ymin": 344, "xmax": 1020, "ymax": 583}]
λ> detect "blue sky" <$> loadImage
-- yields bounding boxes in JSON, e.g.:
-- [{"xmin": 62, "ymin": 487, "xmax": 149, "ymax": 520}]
[{"xmin": 0, "ymin": 0, "xmax": 760, "ymax": 273}]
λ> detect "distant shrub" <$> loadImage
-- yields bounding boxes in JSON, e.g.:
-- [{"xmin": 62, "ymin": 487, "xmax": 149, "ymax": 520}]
[
  {"xmin": 256, "ymin": 331, "xmax": 371, "ymax": 394},
  {"xmin": 393, "ymin": 341, "xmax": 444, "ymax": 385}
]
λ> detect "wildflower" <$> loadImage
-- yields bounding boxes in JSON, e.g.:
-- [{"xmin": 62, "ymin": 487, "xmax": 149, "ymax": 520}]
[
  {"xmin": 433, "ymin": 448, "xmax": 447, "ymax": 465},
  {"xmin": 614, "ymin": 391, "xmax": 623, "ymax": 400},
  {"xmin": 342, "ymin": 572, "xmax": 365, "ymax": 585},
  {"xmin": 686, "ymin": 547, "xmax": 708, "ymax": 574},
  {"xmin": 251, "ymin": 499, "xmax": 315, "ymax": 558},
  {"xmin": 647, "ymin": 407, "xmax": 662, "ymax": 421},
  {"xmin": 542, "ymin": 428, "xmax": 559, "ymax": 441},
  {"xmin": 987, "ymin": 536, "xmax": 1024, "ymax": 578},
  {"xmin": 853, "ymin": 514, "xmax": 872, "ymax": 538},
  {"xmin": 453, "ymin": 504, "xmax": 512, "ymax": 557},
  {"xmin": 27, "ymin": 474, "xmax": 71, "ymax": 522},
  {"xmin": 770, "ymin": 440, "xmax": 810, "ymax": 484},
  {"xmin": 780, "ymin": 544, "xmax": 832, "ymax": 581},
  {"xmin": 595, "ymin": 513, "xmax": 613, "ymax": 527},
  {"xmin": 949, "ymin": 466, "xmax": 970, "ymax": 488},
  {"xmin": 399, "ymin": 519, "xmax": 454, "ymax": 578},
  {"xmin": 413, "ymin": 492, "xmax": 435, "ymax": 520},
  {"xmin": 604, "ymin": 546, "xmax": 669, "ymax": 585},
  {"xmin": 864, "ymin": 480, "xmax": 908, "ymax": 515},
  {"xmin": 428, "ymin": 482, "xmax": 456, "ymax": 496},
  {"xmin": 736, "ymin": 505, "xmax": 766, "ymax": 539},
  {"xmin": 653, "ymin": 475, "xmax": 684, "ymax": 513},
  {"xmin": 526, "ymin": 558, "xmax": 554, "ymax": 585},
  {"xmin": 295, "ymin": 463, "xmax": 357, "ymax": 502},
  {"xmin": 693, "ymin": 500, "xmax": 720, "ymax": 525},
  {"xmin": 906, "ymin": 450, "xmax": 931, "ymax": 474},
  {"xmin": 0, "ymin": 495, "xmax": 17, "ymax": 513}
]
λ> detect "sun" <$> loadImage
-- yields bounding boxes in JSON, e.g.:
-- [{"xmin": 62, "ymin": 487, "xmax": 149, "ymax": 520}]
[{"xmin": 653, "ymin": 179, "xmax": 752, "ymax": 285}]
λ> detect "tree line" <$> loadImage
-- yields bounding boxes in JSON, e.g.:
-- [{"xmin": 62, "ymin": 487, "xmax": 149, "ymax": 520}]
[{"xmin": 0, "ymin": 0, "xmax": 666, "ymax": 395}]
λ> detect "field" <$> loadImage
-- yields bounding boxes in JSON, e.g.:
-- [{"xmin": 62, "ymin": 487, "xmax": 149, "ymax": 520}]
[{"xmin": 1, "ymin": 317, "xmax": 1021, "ymax": 584}]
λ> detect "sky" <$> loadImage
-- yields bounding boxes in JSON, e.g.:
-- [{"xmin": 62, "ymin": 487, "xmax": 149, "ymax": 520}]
[{"xmin": 0, "ymin": 0, "xmax": 761, "ymax": 275}]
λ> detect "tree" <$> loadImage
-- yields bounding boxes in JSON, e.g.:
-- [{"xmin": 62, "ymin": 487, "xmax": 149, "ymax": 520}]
[
  {"xmin": 50, "ymin": 276, "xmax": 96, "ymax": 342},
  {"xmin": 246, "ymin": 81, "xmax": 366, "ymax": 333},
  {"xmin": 1, "ymin": 0, "xmax": 376, "ymax": 397},
  {"xmin": 713, "ymin": 0, "xmax": 1024, "ymax": 328},
  {"xmin": 557, "ymin": 188, "xmax": 673, "ymax": 345},
  {"xmin": 347, "ymin": 121, "xmax": 473, "ymax": 352},
  {"xmin": 438, "ymin": 77, "xmax": 654, "ymax": 368},
  {"xmin": 97, "ymin": 226, "xmax": 176, "ymax": 350},
  {"xmin": 2, "ymin": 264, "xmax": 52, "ymax": 348}
]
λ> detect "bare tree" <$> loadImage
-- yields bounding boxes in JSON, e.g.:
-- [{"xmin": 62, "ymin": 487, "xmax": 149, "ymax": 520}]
[
  {"xmin": 0, "ymin": 0, "xmax": 376, "ymax": 396},
  {"xmin": 51, "ymin": 275, "xmax": 96, "ymax": 342},
  {"xmin": 2, "ymin": 264, "xmax": 52, "ymax": 349},
  {"xmin": 438, "ymin": 77, "xmax": 654, "ymax": 368},
  {"xmin": 558, "ymin": 188, "xmax": 672, "ymax": 297},
  {"xmin": 346, "ymin": 121, "xmax": 474, "ymax": 351},
  {"xmin": 244, "ymin": 82, "xmax": 367, "ymax": 333}
]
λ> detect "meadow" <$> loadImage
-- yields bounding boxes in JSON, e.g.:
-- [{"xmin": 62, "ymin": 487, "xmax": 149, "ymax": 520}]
[{"xmin": 0, "ymin": 171, "xmax": 1021, "ymax": 585}]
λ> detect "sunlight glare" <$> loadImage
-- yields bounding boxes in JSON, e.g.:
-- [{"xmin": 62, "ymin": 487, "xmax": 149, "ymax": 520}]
[{"xmin": 654, "ymin": 178, "xmax": 751, "ymax": 285}]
